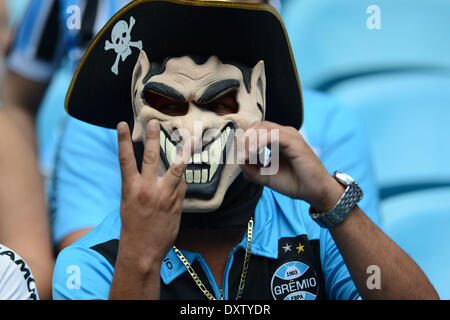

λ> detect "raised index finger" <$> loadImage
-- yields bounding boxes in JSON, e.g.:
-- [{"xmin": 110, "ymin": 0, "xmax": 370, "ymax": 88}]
[{"xmin": 117, "ymin": 122, "xmax": 139, "ymax": 186}]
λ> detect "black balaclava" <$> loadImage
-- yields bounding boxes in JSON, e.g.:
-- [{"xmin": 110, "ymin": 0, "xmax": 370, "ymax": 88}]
[{"xmin": 180, "ymin": 173, "xmax": 263, "ymax": 229}]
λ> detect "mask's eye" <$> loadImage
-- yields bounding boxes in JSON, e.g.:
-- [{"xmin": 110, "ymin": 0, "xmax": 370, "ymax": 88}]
[
  {"xmin": 144, "ymin": 91, "xmax": 189, "ymax": 116},
  {"xmin": 202, "ymin": 90, "xmax": 238, "ymax": 115}
]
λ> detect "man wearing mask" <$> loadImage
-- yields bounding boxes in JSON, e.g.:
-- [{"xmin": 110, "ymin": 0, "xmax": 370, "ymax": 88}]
[{"xmin": 51, "ymin": 0, "xmax": 437, "ymax": 300}]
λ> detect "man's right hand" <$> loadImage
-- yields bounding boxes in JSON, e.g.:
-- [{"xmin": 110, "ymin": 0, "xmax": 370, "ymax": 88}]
[
  {"xmin": 110, "ymin": 119, "xmax": 190, "ymax": 299},
  {"xmin": 116, "ymin": 119, "xmax": 189, "ymax": 276}
]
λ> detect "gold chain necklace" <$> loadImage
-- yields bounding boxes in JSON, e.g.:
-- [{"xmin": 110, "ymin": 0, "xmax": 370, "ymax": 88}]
[{"xmin": 173, "ymin": 217, "xmax": 254, "ymax": 300}]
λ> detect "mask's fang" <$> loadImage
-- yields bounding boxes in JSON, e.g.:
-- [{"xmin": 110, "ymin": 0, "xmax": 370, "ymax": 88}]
[{"xmin": 159, "ymin": 124, "xmax": 234, "ymax": 186}]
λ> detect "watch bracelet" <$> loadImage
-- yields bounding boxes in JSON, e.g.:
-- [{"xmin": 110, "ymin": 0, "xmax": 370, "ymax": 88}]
[{"xmin": 310, "ymin": 181, "xmax": 363, "ymax": 228}]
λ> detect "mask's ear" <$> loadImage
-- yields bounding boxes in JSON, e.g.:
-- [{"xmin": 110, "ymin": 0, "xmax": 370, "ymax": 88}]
[
  {"xmin": 250, "ymin": 60, "xmax": 266, "ymax": 118},
  {"xmin": 131, "ymin": 50, "xmax": 151, "ymax": 142}
]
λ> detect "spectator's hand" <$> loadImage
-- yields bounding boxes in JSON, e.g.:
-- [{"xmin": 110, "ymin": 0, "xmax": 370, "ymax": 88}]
[
  {"xmin": 117, "ymin": 120, "xmax": 189, "ymax": 263},
  {"xmin": 239, "ymin": 121, "xmax": 344, "ymax": 212}
]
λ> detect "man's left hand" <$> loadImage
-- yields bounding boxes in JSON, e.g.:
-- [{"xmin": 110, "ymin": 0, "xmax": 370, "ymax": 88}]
[{"xmin": 239, "ymin": 121, "xmax": 344, "ymax": 212}]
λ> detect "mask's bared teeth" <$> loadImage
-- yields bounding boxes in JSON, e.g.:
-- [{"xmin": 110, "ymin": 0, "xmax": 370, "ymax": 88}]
[
  {"xmin": 165, "ymin": 137, "xmax": 176, "ymax": 166},
  {"xmin": 221, "ymin": 126, "xmax": 232, "ymax": 150},
  {"xmin": 209, "ymin": 137, "xmax": 222, "ymax": 164},
  {"xmin": 160, "ymin": 131, "xmax": 166, "ymax": 153},
  {"xmin": 202, "ymin": 169, "xmax": 208, "ymax": 183},
  {"xmin": 185, "ymin": 170, "xmax": 193, "ymax": 183},
  {"xmin": 221, "ymin": 130, "xmax": 227, "ymax": 149},
  {"xmin": 208, "ymin": 136, "xmax": 222, "ymax": 180},
  {"xmin": 209, "ymin": 163, "xmax": 218, "ymax": 181},
  {"xmin": 178, "ymin": 126, "xmax": 233, "ymax": 184},
  {"xmin": 193, "ymin": 170, "xmax": 201, "ymax": 183},
  {"xmin": 184, "ymin": 169, "xmax": 210, "ymax": 184},
  {"xmin": 193, "ymin": 153, "xmax": 202, "ymax": 164},
  {"xmin": 202, "ymin": 150, "xmax": 209, "ymax": 164}
]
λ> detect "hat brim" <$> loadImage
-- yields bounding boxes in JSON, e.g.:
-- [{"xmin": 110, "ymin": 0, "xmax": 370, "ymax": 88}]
[{"xmin": 65, "ymin": 0, "xmax": 303, "ymax": 130}]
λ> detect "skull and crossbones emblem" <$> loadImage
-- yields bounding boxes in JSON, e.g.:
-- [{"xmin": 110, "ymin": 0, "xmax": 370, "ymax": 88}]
[{"xmin": 104, "ymin": 16, "xmax": 143, "ymax": 75}]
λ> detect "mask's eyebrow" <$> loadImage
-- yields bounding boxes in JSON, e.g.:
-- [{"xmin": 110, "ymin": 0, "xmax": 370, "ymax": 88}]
[
  {"xmin": 143, "ymin": 82, "xmax": 186, "ymax": 102},
  {"xmin": 197, "ymin": 79, "xmax": 240, "ymax": 104}
]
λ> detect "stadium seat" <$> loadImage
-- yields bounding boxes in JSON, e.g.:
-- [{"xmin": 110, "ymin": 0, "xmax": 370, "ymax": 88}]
[
  {"xmin": 381, "ymin": 187, "xmax": 450, "ymax": 299},
  {"xmin": 326, "ymin": 70, "xmax": 450, "ymax": 194},
  {"xmin": 283, "ymin": 0, "xmax": 450, "ymax": 203},
  {"xmin": 283, "ymin": 0, "xmax": 450, "ymax": 89}
]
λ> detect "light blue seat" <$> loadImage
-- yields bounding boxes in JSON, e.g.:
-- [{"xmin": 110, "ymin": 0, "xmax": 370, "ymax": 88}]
[
  {"xmin": 283, "ymin": 0, "xmax": 450, "ymax": 89},
  {"xmin": 327, "ymin": 70, "xmax": 450, "ymax": 193},
  {"xmin": 381, "ymin": 188, "xmax": 450, "ymax": 299},
  {"xmin": 283, "ymin": 0, "xmax": 450, "ymax": 201}
]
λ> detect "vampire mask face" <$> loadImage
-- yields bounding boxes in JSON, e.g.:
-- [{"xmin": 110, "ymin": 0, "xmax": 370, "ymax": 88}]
[{"xmin": 130, "ymin": 51, "xmax": 266, "ymax": 213}]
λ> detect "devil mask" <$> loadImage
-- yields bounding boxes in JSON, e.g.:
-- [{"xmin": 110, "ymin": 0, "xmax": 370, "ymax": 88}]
[{"xmin": 130, "ymin": 51, "xmax": 266, "ymax": 212}]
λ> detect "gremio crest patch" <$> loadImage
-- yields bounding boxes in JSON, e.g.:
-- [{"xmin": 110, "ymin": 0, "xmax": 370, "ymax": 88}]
[{"xmin": 271, "ymin": 260, "xmax": 319, "ymax": 300}]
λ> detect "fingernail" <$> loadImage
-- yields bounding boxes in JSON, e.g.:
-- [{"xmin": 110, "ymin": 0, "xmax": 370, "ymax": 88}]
[
  {"xmin": 149, "ymin": 119, "xmax": 158, "ymax": 129},
  {"xmin": 117, "ymin": 122, "xmax": 127, "ymax": 133}
]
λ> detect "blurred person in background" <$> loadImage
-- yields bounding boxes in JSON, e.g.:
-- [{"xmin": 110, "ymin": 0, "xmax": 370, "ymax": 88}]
[
  {"xmin": 0, "ymin": 111, "xmax": 50, "ymax": 300},
  {"xmin": 3, "ymin": 0, "xmax": 378, "ymax": 288},
  {"xmin": 0, "ymin": 243, "xmax": 38, "ymax": 299},
  {"xmin": 0, "ymin": 115, "xmax": 52, "ymax": 300},
  {"xmin": 0, "ymin": 0, "xmax": 53, "ymax": 300},
  {"xmin": 0, "ymin": 0, "xmax": 30, "ymax": 113}
]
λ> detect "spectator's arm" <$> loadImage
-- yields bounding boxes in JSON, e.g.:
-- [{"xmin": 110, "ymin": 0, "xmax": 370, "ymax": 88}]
[
  {"xmin": 1, "ymin": 0, "xmax": 63, "ymax": 149},
  {"xmin": 0, "ymin": 70, "xmax": 49, "ymax": 150},
  {"xmin": 0, "ymin": 111, "xmax": 53, "ymax": 300}
]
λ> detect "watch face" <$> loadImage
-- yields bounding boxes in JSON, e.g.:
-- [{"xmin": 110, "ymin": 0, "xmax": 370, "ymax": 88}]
[{"xmin": 334, "ymin": 171, "xmax": 354, "ymax": 185}]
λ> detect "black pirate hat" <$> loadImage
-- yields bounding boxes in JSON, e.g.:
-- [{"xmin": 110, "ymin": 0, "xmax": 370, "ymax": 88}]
[{"xmin": 65, "ymin": 0, "xmax": 303, "ymax": 130}]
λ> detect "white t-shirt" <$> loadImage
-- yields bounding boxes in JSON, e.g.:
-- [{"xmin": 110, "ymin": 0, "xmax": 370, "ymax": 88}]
[{"xmin": 0, "ymin": 245, "xmax": 39, "ymax": 300}]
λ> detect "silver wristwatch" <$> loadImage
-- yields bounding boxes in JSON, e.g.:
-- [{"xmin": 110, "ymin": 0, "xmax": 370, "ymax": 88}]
[{"xmin": 309, "ymin": 172, "xmax": 363, "ymax": 229}]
